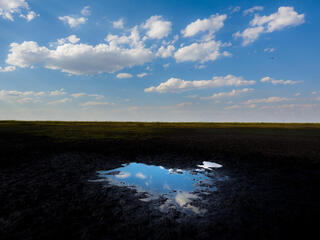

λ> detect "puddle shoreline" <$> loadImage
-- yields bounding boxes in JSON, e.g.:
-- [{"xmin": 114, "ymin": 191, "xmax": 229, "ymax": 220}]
[{"xmin": 90, "ymin": 161, "xmax": 227, "ymax": 215}]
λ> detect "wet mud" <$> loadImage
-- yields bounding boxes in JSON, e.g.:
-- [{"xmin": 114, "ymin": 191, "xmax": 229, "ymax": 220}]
[{"xmin": 1, "ymin": 150, "xmax": 319, "ymax": 240}]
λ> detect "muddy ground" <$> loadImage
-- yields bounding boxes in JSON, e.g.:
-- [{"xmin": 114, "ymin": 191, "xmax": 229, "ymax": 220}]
[{"xmin": 0, "ymin": 123, "xmax": 319, "ymax": 239}]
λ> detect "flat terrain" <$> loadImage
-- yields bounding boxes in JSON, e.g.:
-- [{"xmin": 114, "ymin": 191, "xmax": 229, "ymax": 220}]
[{"xmin": 0, "ymin": 121, "xmax": 319, "ymax": 239}]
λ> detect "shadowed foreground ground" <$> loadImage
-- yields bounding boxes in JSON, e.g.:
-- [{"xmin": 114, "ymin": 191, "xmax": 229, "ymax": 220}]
[{"xmin": 0, "ymin": 121, "xmax": 319, "ymax": 239}]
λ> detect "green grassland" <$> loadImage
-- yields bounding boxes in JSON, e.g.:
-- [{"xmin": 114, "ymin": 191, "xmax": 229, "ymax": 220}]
[{"xmin": 1, "ymin": 121, "xmax": 320, "ymax": 166}]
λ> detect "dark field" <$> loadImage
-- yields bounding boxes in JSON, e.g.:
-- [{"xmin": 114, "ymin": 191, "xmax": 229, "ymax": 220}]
[{"xmin": 0, "ymin": 121, "xmax": 319, "ymax": 239}]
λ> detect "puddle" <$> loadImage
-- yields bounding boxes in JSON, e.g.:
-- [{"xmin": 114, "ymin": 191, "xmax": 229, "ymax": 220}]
[{"xmin": 90, "ymin": 161, "xmax": 227, "ymax": 215}]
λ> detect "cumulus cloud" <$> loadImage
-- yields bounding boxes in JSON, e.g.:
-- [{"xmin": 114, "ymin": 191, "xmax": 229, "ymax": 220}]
[
  {"xmin": 243, "ymin": 6, "xmax": 264, "ymax": 15},
  {"xmin": 156, "ymin": 45, "xmax": 175, "ymax": 58},
  {"xmin": 105, "ymin": 26, "xmax": 144, "ymax": 48},
  {"xmin": 0, "ymin": 66, "xmax": 15, "ymax": 72},
  {"xmin": 113, "ymin": 18, "xmax": 124, "ymax": 29},
  {"xmin": 235, "ymin": 7, "xmax": 305, "ymax": 45},
  {"xmin": 143, "ymin": 15, "xmax": 172, "ymax": 39},
  {"xmin": 261, "ymin": 76, "xmax": 301, "ymax": 85},
  {"xmin": 145, "ymin": 75, "xmax": 255, "ymax": 93},
  {"xmin": 245, "ymin": 96, "xmax": 291, "ymax": 104},
  {"xmin": 251, "ymin": 7, "xmax": 305, "ymax": 32},
  {"xmin": 201, "ymin": 88, "xmax": 253, "ymax": 100},
  {"xmin": 20, "ymin": 10, "xmax": 38, "ymax": 22},
  {"xmin": 71, "ymin": 93, "xmax": 86, "ymax": 98},
  {"xmin": 48, "ymin": 98, "xmax": 71, "ymax": 105},
  {"xmin": 137, "ymin": 72, "xmax": 147, "ymax": 78},
  {"xmin": 181, "ymin": 14, "xmax": 227, "ymax": 38},
  {"xmin": 0, "ymin": 89, "xmax": 45, "ymax": 104},
  {"xmin": 233, "ymin": 26, "xmax": 264, "ymax": 46},
  {"xmin": 0, "ymin": 0, "xmax": 38, "ymax": 21},
  {"xmin": 81, "ymin": 6, "xmax": 90, "ymax": 16},
  {"xmin": 49, "ymin": 89, "xmax": 66, "ymax": 96},
  {"xmin": 59, "ymin": 16, "xmax": 87, "ymax": 28},
  {"xmin": 174, "ymin": 40, "xmax": 230, "ymax": 63},
  {"xmin": 5, "ymin": 34, "xmax": 154, "ymax": 75},
  {"xmin": 51, "ymin": 35, "xmax": 80, "ymax": 46},
  {"xmin": 116, "ymin": 73, "xmax": 132, "ymax": 79}
]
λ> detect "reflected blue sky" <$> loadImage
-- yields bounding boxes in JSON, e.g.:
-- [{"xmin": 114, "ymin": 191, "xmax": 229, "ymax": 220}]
[
  {"xmin": 97, "ymin": 163, "xmax": 212, "ymax": 195},
  {"xmin": 92, "ymin": 162, "xmax": 226, "ymax": 214}
]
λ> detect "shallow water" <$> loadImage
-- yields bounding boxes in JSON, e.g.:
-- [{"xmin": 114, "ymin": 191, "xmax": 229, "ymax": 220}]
[{"xmin": 90, "ymin": 161, "xmax": 227, "ymax": 215}]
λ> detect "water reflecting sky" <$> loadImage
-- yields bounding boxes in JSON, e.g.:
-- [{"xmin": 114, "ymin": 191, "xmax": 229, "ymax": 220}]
[{"xmin": 91, "ymin": 162, "xmax": 226, "ymax": 215}]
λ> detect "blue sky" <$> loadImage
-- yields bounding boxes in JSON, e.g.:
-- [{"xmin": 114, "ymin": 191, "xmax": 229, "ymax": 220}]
[{"xmin": 0, "ymin": 0, "xmax": 319, "ymax": 122}]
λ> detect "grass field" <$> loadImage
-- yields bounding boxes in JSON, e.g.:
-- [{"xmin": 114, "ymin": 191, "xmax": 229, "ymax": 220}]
[{"xmin": 1, "ymin": 121, "xmax": 320, "ymax": 166}]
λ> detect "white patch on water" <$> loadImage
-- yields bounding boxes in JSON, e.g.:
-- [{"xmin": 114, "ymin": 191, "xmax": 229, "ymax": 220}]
[{"xmin": 197, "ymin": 161, "xmax": 223, "ymax": 170}]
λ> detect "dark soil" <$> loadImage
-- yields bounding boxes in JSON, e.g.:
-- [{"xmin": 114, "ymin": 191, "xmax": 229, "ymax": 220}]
[{"xmin": 0, "ymin": 122, "xmax": 319, "ymax": 240}]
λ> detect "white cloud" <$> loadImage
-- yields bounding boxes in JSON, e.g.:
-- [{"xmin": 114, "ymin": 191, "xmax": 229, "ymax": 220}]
[
  {"xmin": 53, "ymin": 35, "xmax": 80, "ymax": 46},
  {"xmin": 261, "ymin": 76, "xmax": 301, "ymax": 85},
  {"xmin": 230, "ymin": 6, "xmax": 241, "ymax": 13},
  {"xmin": 251, "ymin": 7, "xmax": 305, "ymax": 32},
  {"xmin": 81, "ymin": 6, "xmax": 91, "ymax": 16},
  {"xmin": 201, "ymin": 88, "xmax": 253, "ymax": 100},
  {"xmin": 261, "ymin": 103, "xmax": 318, "ymax": 110},
  {"xmin": 0, "ymin": 0, "xmax": 38, "ymax": 22},
  {"xmin": 71, "ymin": 93, "xmax": 86, "ymax": 98},
  {"xmin": 145, "ymin": 75, "xmax": 255, "ymax": 93},
  {"xmin": 20, "ymin": 10, "xmax": 38, "ymax": 22},
  {"xmin": 0, "ymin": 89, "xmax": 45, "ymax": 104},
  {"xmin": 6, "ymin": 37, "xmax": 154, "ymax": 75},
  {"xmin": 181, "ymin": 14, "xmax": 227, "ymax": 38},
  {"xmin": 163, "ymin": 63, "xmax": 170, "ymax": 68},
  {"xmin": 48, "ymin": 98, "xmax": 71, "ymax": 105},
  {"xmin": 113, "ymin": 18, "xmax": 124, "ymax": 29},
  {"xmin": 115, "ymin": 172, "xmax": 130, "ymax": 179},
  {"xmin": 245, "ymin": 96, "xmax": 291, "ymax": 104},
  {"xmin": 137, "ymin": 72, "xmax": 147, "ymax": 78},
  {"xmin": 50, "ymin": 89, "xmax": 66, "ymax": 96},
  {"xmin": 294, "ymin": 92, "xmax": 301, "ymax": 97},
  {"xmin": 264, "ymin": 47, "xmax": 275, "ymax": 53},
  {"xmin": 136, "ymin": 172, "xmax": 147, "ymax": 179},
  {"xmin": 0, "ymin": 66, "xmax": 15, "ymax": 72},
  {"xmin": 156, "ymin": 45, "xmax": 175, "ymax": 58},
  {"xmin": 174, "ymin": 40, "xmax": 229, "ymax": 63},
  {"xmin": 143, "ymin": 15, "xmax": 172, "ymax": 39},
  {"xmin": 81, "ymin": 101, "xmax": 113, "ymax": 107},
  {"xmin": 105, "ymin": 26, "xmax": 142, "ymax": 48},
  {"xmin": 59, "ymin": 16, "xmax": 87, "ymax": 28},
  {"xmin": 70, "ymin": 92, "xmax": 104, "ymax": 99},
  {"xmin": 235, "ymin": 7, "xmax": 305, "ymax": 45},
  {"xmin": 88, "ymin": 94, "xmax": 104, "ymax": 100},
  {"xmin": 116, "ymin": 73, "xmax": 132, "ymax": 79},
  {"xmin": 243, "ymin": 6, "xmax": 264, "ymax": 16},
  {"xmin": 233, "ymin": 26, "xmax": 264, "ymax": 46}
]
